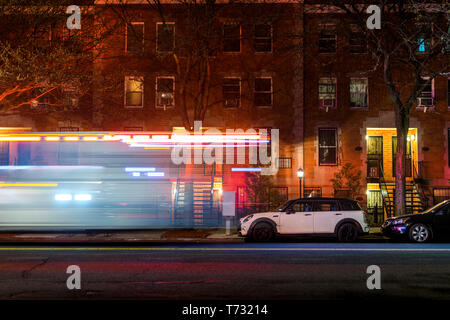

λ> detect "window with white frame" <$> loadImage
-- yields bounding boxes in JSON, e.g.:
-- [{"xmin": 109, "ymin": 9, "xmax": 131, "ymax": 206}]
[
  {"xmin": 254, "ymin": 77, "xmax": 272, "ymax": 107},
  {"xmin": 254, "ymin": 24, "xmax": 272, "ymax": 52},
  {"xmin": 156, "ymin": 77, "xmax": 174, "ymax": 108},
  {"xmin": 318, "ymin": 78, "xmax": 336, "ymax": 108},
  {"xmin": 318, "ymin": 24, "xmax": 336, "ymax": 53},
  {"xmin": 349, "ymin": 24, "xmax": 367, "ymax": 54},
  {"xmin": 223, "ymin": 78, "xmax": 240, "ymax": 108},
  {"xmin": 125, "ymin": 76, "xmax": 144, "ymax": 107},
  {"xmin": 157, "ymin": 22, "xmax": 175, "ymax": 52},
  {"xmin": 126, "ymin": 22, "xmax": 144, "ymax": 53},
  {"xmin": 223, "ymin": 24, "xmax": 240, "ymax": 53},
  {"xmin": 417, "ymin": 77, "xmax": 434, "ymax": 108},
  {"xmin": 318, "ymin": 128, "xmax": 338, "ymax": 165},
  {"xmin": 350, "ymin": 78, "xmax": 368, "ymax": 108}
]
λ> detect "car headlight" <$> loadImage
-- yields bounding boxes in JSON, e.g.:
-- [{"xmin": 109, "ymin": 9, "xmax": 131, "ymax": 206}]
[
  {"xmin": 242, "ymin": 214, "xmax": 254, "ymax": 223},
  {"xmin": 392, "ymin": 218, "xmax": 408, "ymax": 225}
]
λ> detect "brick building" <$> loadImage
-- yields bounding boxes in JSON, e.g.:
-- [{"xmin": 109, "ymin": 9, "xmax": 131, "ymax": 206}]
[{"xmin": 303, "ymin": 3, "xmax": 450, "ymax": 220}]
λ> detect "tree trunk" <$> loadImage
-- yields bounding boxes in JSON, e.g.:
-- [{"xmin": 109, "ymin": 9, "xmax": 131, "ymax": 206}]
[{"xmin": 394, "ymin": 109, "xmax": 409, "ymax": 217}]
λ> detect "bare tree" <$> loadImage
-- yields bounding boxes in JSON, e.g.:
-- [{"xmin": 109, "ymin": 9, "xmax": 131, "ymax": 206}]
[{"xmin": 0, "ymin": 1, "xmax": 115, "ymax": 114}]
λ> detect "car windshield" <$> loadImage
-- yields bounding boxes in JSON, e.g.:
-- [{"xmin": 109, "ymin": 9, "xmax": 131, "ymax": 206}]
[
  {"xmin": 422, "ymin": 201, "xmax": 448, "ymax": 214},
  {"xmin": 277, "ymin": 200, "xmax": 295, "ymax": 212}
]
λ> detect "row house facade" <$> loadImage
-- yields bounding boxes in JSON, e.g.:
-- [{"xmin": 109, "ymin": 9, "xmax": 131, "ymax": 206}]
[
  {"xmin": 0, "ymin": 1, "xmax": 448, "ymax": 225},
  {"xmin": 303, "ymin": 4, "xmax": 450, "ymax": 221}
]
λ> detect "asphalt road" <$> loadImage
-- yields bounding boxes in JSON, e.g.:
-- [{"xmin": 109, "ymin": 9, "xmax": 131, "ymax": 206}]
[{"xmin": 1, "ymin": 242, "xmax": 450, "ymax": 300}]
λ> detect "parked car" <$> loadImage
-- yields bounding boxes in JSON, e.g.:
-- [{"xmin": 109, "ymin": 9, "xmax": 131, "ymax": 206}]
[
  {"xmin": 381, "ymin": 200, "xmax": 450, "ymax": 243},
  {"xmin": 238, "ymin": 197, "xmax": 370, "ymax": 242}
]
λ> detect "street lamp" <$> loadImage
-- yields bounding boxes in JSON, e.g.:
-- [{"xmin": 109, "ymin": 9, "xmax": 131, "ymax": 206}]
[{"xmin": 297, "ymin": 168, "xmax": 304, "ymax": 198}]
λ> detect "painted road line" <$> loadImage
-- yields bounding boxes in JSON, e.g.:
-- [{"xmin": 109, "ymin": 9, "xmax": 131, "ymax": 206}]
[{"xmin": 0, "ymin": 247, "xmax": 450, "ymax": 252}]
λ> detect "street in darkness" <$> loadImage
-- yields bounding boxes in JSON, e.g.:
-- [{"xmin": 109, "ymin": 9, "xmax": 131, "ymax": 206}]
[{"xmin": 0, "ymin": 242, "xmax": 450, "ymax": 300}]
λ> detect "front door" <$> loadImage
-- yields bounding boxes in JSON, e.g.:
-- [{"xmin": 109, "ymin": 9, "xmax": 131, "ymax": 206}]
[
  {"xmin": 367, "ymin": 136, "xmax": 383, "ymax": 179},
  {"xmin": 392, "ymin": 136, "xmax": 412, "ymax": 177},
  {"xmin": 279, "ymin": 200, "xmax": 314, "ymax": 234},
  {"xmin": 367, "ymin": 190, "xmax": 384, "ymax": 223}
]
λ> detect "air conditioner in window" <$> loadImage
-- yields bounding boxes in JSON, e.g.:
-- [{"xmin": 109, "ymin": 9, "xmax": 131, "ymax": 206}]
[
  {"xmin": 157, "ymin": 95, "xmax": 174, "ymax": 109},
  {"xmin": 320, "ymin": 98, "xmax": 336, "ymax": 109},
  {"xmin": 224, "ymin": 98, "xmax": 239, "ymax": 107},
  {"xmin": 417, "ymin": 97, "xmax": 434, "ymax": 107}
]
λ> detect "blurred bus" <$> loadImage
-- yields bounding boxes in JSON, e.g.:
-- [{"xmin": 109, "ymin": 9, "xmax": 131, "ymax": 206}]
[{"xmin": 0, "ymin": 132, "xmax": 220, "ymax": 230}]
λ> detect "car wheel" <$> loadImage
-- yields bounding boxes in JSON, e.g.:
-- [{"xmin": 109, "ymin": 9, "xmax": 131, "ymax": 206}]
[
  {"xmin": 409, "ymin": 223, "xmax": 431, "ymax": 243},
  {"xmin": 337, "ymin": 223, "xmax": 358, "ymax": 242},
  {"xmin": 251, "ymin": 222, "xmax": 274, "ymax": 242}
]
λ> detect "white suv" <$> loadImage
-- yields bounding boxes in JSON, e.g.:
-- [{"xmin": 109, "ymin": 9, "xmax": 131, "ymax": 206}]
[{"xmin": 238, "ymin": 198, "xmax": 370, "ymax": 242}]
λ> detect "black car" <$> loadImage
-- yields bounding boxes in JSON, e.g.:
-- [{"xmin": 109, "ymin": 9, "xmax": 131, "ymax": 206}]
[{"xmin": 382, "ymin": 200, "xmax": 450, "ymax": 242}]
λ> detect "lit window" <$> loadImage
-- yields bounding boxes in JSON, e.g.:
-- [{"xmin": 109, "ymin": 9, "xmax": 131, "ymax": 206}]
[
  {"xmin": 223, "ymin": 24, "xmax": 240, "ymax": 53},
  {"xmin": 156, "ymin": 77, "xmax": 174, "ymax": 108},
  {"xmin": 416, "ymin": 24, "xmax": 431, "ymax": 53},
  {"xmin": 254, "ymin": 77, "xmax": 272, "ymax": 107},
  {"xmin": 126, "ymin": 22, "xmax": 144, "ymax": 54},
  {"xmin": 350, "ymin": 78, "xmax": 368, "ymax": 108},
  {"xmin": 157, "ymin": 22, "xmax": 175, "ymax": 52},
  {"xmin": 319, "ymin": 24, "xmax": 336, "ymax": 53},
  {"xmin": 349, "ymin": 24, "xmax": 367, "ymax": 53},
  {"xmin": 254, "ymin": 24, "xmax": 272, "ymax": 52},
  {"xmin": 417, "ymin": 77, "xmax": 434, "ymax": 108},
  {"xmin": 223, "ymin": 78, "xmax": 240, "ymax": 108},
  {"xmin": 125, "ymin": 76, "xmax": 144, "ymax": 107},
  {"xmin": 318, "ymin": 128, "xmax": 337, "ymax": 166},
  {"xmin": 318, "ymin": 78, "xmax": 336, "ymax": 109}
]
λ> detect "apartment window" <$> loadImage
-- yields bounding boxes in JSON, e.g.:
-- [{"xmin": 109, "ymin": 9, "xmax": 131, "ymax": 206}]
[
  {"xmin": 318, "ymin": 24, "xmax": 336, "ymax": 53},
  {"xmin": 156, "ymin": 77, "xmax": 174, "ymax": 108},
  {"xmin": 125, "ymin": 76, "xmax": 144, "ymax": 107},
  {"xmin": 254, "ymin": 24, "xmax": 272, "ymax": 52},
  {"xmin": 157, "ymin": 22, "xmax": 175, "ymax": 52},
  {"xmin": 62, "ymin": 86, "xmax": 79, "ymax": 108},
  {"xmin": 446, "ymin": 24, "xmax": 450, "ymax": 53},
  {"xmin": 276, "ymin": 157, "xmax": 292, "ymax": 169},
  {"xmin": 126, "ymin": 22, "xmax": 144, "ymax": 53},
  {"xmin": 254, "ymin": 77, "xmax": 272, "ymax": 107},
  {"xmin": 223, "ymin": 78, "xmax": 240, "ymax": 108},
  {"xmin": 350, "ymin": 78, "xmax": 368, "ymax": 108},
  {"xmin": 349, "ymin": 24, "xmax": 367, "ymax": 53},
  {"xmin": 318, "ymin": 78, "xmax": 336, "ymax": 109},
  {"xmin": 223, "ymin": 24, "xmax": 240, "ymax": 53},
  {"xmin": 318, "ymin": 128, "xmax": 337, "ymax": 165},
  {"xmin": 417, "ymin": 77, "xmax": 434, "ymax": 108},
  {"xmin": 417, "ymin": 24, "xmax": 431, "ymax": 53}
]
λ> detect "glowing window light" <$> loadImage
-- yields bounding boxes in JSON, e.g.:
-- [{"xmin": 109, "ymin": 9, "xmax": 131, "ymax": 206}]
[
  {"xmin": 150, "ymin": 135, "xmax": 170, "ymax": 141},
  {"xmin": 63, "ymin": 136, "xmax": 79, "ymax": 141},
  {"xmin": 231, "ymin": 167, "xmax": 262, "ymax": 172},
  {"xmin": 125, "ymin": 167, "xmax": 156, "ymax": 172},
  {"xmin": 83, "ymin": 136, "xmax": 99, "ymax": 141},
  {"xmin": 0, "ymin": 136, "xmax": 41, "ymax": 141},
  {"xmin": 146, "ymin": 172, "xmax": 165, "ymax": 177},
  {"xmin": 74, "ymin": 194, "xmax": 92, "ymax": 201},
  {"xmin": 132, "ymin": 172, "xmax": 141, "ymax": 177},
  {"xmin": 55, "ymin": 194, "xmax": 72, "ymax": 201},
  {"xmin": 45, "ymin": 136, "xmax": 60, "ymax": 141}
]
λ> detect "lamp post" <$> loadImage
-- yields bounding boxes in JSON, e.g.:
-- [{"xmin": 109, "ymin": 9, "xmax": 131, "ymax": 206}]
[{"xmin": 297, "ymin": 168, "xmax": 304, "ymax": 198}]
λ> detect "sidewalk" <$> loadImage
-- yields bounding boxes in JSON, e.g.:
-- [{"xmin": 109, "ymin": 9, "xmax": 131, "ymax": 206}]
[{"xmin": 0, "ymin": 227, "xmax": 386, "ymax": 243}]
